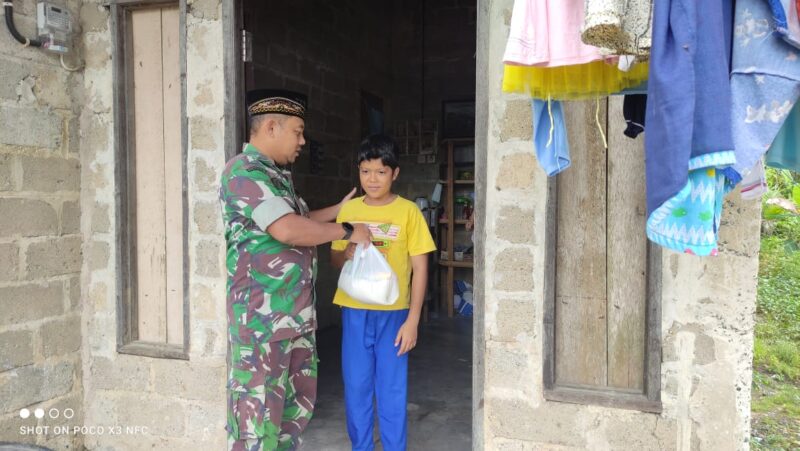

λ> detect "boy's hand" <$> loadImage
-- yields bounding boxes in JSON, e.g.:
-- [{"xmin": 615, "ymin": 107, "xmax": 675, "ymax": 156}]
[
  {"xmin": 394, "ymin": 319, "xmax": 419, "ymax": 356},
  {"xmin": 344, "ymin": 243, "xmax": 357, "ymax": 260}
]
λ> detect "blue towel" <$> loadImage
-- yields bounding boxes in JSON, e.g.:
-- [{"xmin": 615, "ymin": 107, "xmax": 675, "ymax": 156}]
[{"xmin": 532, "ymin": 99, "xmax": 570, "ymax": 177}]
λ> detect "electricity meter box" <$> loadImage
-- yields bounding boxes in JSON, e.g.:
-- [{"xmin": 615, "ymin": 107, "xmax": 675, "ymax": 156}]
[{"xmin": 36, "ymin": 2, "xmax": 72, "ymax": 53}]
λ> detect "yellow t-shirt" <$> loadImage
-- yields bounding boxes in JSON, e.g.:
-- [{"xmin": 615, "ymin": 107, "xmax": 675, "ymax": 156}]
[{"xmin": 332, "ymin": 195, "xmax": 436, "ymax": 310}]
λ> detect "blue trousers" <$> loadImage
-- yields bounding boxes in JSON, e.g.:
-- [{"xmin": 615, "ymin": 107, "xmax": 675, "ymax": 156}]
[{"xmin": 341, "ymin": 307, "xmax": 408, "ymax": 451}]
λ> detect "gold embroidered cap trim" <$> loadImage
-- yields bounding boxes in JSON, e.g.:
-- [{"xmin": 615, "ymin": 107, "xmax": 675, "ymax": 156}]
[{"xmin": 248, "ymin": 97, "xmax": 305, "ymax": 118}]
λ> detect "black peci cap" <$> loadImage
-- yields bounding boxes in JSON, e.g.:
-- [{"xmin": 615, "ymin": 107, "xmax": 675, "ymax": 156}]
[{"xmin": 246, "ymin": 89, "xmax": 307, "ymax": 119}]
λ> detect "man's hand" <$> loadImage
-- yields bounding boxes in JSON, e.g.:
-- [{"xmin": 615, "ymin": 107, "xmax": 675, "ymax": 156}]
[
  {"xmin": 310, "ymin": 188, "xmax": 359, "ymax": 223},
  {"xmin": 394, "ymin": 318, "xmax": 419, "ymax": 356},
  {"xmin": 339, "ymin": 188, "xmax": 357, "ymax": 208},
  {"xmin": 349, "ymin": 223, "xmax": 372, "ymax": 245}
]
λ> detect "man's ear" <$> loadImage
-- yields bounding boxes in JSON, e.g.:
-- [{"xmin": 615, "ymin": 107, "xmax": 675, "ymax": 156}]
[
  {"xmin": 264, "ymin": 118, "xmax": 277, "ymax": 138},
  {"xmin": 258, "ymin": 117, "xmax": 280, "ymax": 138},
  {"xmin": 392, "ymin": 167, "xmax": 400, "ymax": 181}
]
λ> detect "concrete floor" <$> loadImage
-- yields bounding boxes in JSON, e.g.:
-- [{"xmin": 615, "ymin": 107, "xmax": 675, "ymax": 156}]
[{"xmin": 303, "ymin": 314, "xmax": 473, "ymax": 451}]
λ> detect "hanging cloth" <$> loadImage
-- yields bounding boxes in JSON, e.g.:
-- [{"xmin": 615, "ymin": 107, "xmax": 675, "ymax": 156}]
[
  {"xmin": 725, "ymin": 0, "xmax": 800, "ymax": 184},
  {"xmin": 644, "ymin": 0, "xmax": 736, "ymax": 256},
  {"xmin": 503, "ymin": 0, "xmax": 606, "ymax": 67},
  {"xmin": 532, "ymin": 99, "xmax": 571, "ymax": 176},
  {"xmin": 765, "ymin": 0, "xmax": 800, "ymax": 49},
  {"xmin": 739, "ymin": 159, "xmax": 769, "ymax": 200},
  {"xmin": 766, "ymin": 102, "xmax": 800, "ymax": 173},
  {"xmin": 502, "ymin": 0, "xmax": 649, "ymax": 99},
  {"xmin": 503, "ymin": 61, "xmax": 649, "ymax": 100},
  {"xmin": 581, "ymin": 0, "xmax": 654, "ymax": 57},
  {"xmin": 623, "ymin": 94, "xmax": 647, "ymax": 138}
]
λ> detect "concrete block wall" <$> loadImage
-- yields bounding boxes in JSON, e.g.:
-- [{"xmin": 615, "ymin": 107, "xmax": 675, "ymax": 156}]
[
  {"xmin": 390, "ymin": 0, "xmax": 477, "ymax": 215},
  {"xmin": 247, "ymin": 0, "xmax": 393, "ymax": 191},
  {"xmin": 474, "ymin": 0, "xmax": 762, "ymax": 449},
  {"xmin": 80, "ymin": 0, "xmax": 228, "ymax": 449},
  {"xmin": 0, "ymin": 1, "xmax": 84, "ymax": 449},
  {"xmin": 422, "ymin": 0, "xmax": 477, "ymax": 120},
  {"xmin": 0, "ymin": 0, "xmax": 83, "ymax": 449}
]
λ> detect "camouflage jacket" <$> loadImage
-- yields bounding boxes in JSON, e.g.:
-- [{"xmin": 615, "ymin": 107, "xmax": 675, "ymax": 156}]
[{"xmin": 219, "ymin": 144, "xmax": 317, "ymax": 345}]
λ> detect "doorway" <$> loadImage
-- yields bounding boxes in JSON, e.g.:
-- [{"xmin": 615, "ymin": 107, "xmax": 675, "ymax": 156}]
[{"xmin": 228, "ymin": 1, "xmax": 478, "ymax": 448}]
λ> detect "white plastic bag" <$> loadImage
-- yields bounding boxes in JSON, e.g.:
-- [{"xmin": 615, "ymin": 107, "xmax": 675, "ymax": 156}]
[{"xmin": 337, "ymin": 244, "xmax": 399, "ymax": 306}]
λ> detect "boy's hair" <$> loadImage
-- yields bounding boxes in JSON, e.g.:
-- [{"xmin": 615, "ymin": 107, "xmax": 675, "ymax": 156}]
[{"xmin": 357, "ymin": 134, "xmax": 399, "ymax": 170}]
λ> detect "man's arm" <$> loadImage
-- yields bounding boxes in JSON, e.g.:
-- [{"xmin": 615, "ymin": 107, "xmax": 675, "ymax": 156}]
[
  {"xmin": 268, "ymin": 214, "xmax": 370, "ymax": 247},
  {"xmin": 309, "ymin": 188, "xmax": 357, "ymax": 223},
  {"xmin": 395, "ymin": 253, "xmax": 429, "ymax": 355},
  {"xmin": 308, "ymin": 204, "xmax": 342, "ymax": 223}
]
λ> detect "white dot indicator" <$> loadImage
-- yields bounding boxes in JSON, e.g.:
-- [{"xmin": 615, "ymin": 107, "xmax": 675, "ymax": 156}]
[
  {"xmin": 34, "ymin": 409, "xmax": 45, "ymax": 419},
  {"xmin": 63, "ymin": 408, "xmax": 75, "ymax": 419},
  {"xmin": 19, "ymin": 408, "xmax": 30, "ymax": 419}
]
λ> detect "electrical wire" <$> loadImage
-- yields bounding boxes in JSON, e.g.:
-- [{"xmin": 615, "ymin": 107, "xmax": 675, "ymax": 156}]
[
  {"xmin": 5, "ymin": 1, "xmax": 81, "ymax": 71},
  {"xmin": 60, "ymin": 54, "xmax": 82, "ymax": 72},
  {"xmin": 4, "ymin": 1, "xmax": 42, "ymax": 47}
]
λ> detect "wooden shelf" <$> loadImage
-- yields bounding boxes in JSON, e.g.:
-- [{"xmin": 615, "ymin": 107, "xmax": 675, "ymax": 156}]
[
  {"xmin": 438, "ymin": 260, "xmax": 474, "ymax": 268},
  {"xmin": 437, "ymin": 138, "xmax": 475, "ymax": 318}
]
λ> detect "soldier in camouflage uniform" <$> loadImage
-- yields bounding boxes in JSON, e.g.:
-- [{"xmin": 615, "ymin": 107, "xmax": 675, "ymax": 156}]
[{"xmin": 220, "ymin": 89, "xmax": 371, "ymax": 451}]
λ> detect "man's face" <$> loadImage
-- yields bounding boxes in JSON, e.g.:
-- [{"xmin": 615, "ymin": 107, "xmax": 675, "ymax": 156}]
[{"xmin": 265, "ymin": 116, "xmax": 306, "ymax": 165}]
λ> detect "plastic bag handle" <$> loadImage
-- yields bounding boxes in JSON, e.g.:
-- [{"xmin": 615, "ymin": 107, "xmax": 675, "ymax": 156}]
[{"xmin": 350, "ymin": 243, "xmax": 366, "ymax": 275}]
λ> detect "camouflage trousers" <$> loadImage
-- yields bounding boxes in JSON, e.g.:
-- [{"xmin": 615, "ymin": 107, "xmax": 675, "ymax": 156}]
[{"xmin": 227, "ymin": 332, "xmax": 318, "ymax": 451}]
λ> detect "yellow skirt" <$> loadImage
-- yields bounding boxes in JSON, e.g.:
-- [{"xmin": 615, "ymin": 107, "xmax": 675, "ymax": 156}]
[{"xmin": 502, "ymin": 60, "xmax": 649, "ymax": 100}]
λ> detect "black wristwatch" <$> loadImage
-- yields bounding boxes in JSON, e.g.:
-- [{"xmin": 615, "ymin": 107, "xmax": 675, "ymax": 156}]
[{"xmin": 341, "ymin": 222, "xmax": 354, "ymax": 240}]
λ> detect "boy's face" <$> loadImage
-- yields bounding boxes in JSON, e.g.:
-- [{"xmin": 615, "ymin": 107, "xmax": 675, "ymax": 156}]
[{"xmin": 358, "ymin": 158, "xmax": 399, "ymax": 200}]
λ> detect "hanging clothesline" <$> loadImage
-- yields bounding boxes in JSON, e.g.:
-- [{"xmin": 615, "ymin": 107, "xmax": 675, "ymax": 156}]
[{"xmin": 501, "ymin": 0, "xmax": 800, "ymax": 257}]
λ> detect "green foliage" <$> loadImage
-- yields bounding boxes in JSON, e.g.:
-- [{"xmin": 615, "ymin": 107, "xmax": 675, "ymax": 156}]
[
  {"xmin": 753, "ymin": 336, "xmax": 800, "ymax": 382},
  {"xmin": 752, "ymin": 225, "xmax": 800, "ymax": 450},
  {"xmin": 762, "ymin": 168, "xmax": 800, "ymax": 248},
  {"xmin": 751, "ymin": 381, "xmax": 800, "ymax": 451},
  {"xmin": 757, "ymin": 237, "xmax": 800, "ymax": 343},
  {"xmin": 766, "ymin": 168, "xmax": 800, "ymax": 200},
  {"xmin": 793, "ymin": 185, "xmax": 800, "ymax": 207}
]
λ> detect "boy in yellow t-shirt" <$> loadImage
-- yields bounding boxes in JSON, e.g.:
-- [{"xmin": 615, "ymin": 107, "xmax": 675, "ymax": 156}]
[{"xmin": 331, "ymin": 134, "xmax": 436, "ymax": 451}]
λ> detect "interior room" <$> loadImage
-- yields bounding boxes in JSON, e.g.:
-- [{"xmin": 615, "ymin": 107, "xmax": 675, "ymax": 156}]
[{"xmin": 239, "ymin": 0, "xmax": 477, "ymax": 448}]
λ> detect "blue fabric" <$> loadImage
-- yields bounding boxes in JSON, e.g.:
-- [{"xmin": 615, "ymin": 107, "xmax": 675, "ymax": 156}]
[
  {"xmin": 644, "ymin": 0, "xmax": 736, "ymax": 256},
  {"xmin": 767, "ymin": 0, "xmax": 789, "ymax": 31},
  {"xmin": 646, "ymin": 160, "xmax": 734, "ymax": 256},
  {"xmin": 766, "ymin": 0, "xmax": 800, "ymax": 48},
  {"xmin": 341, "ymin": 308, "xmax": 408, "ymax": 451},
  {"xmin": 532, "ymin": 99, "xmax": 570, "ymax": 177},
  {"xmin": 730, "ymin": 0, "xmax": 800, "ymax": 177},
  {"xmin": 766, "ymin": 102, "xmax": 800, "ymax": 172}
]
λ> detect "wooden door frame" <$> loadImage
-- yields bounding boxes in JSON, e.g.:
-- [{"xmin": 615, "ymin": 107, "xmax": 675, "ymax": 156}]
[
  {"xmin": 223, "ymin": 0, "xmax": 246, "ymax": 161},
  {"xmin": 111, "ymin": 0, "xmax": 190, "ymax": 360}
]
